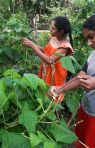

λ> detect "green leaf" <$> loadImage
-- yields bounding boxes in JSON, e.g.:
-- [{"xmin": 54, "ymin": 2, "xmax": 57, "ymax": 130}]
[
  {"xmin": 88, "ymin": 0, "xmax": 94, "ymax": 2},
  {"xmin": 30, "ymin": 133, "xmax": 42, "ymax": 147},
  {"xmin": 14, "ymin": 24, "xmax": 23, "ymax": 33},
  {"xmin": 38, "ymin": 78, "xmax": 47, "ymax": 89},
  {"xmin": 0, "ymin": 79, "xmax": 8, "ymax": 108},
  {"xmin": 0, "ymin": 130, "xmax": 5, "ymax": 142},
  {"xmin": 44, "ymin": 141, "xmax": 56, "ymax": 148},
  {"xmin": 60, "ymin": 119, "xmax": 67, "ymax": 127},
  {"xmin": 66, "ymin": 91, "xmax": 80, "ymax": 113},
  {"xmin": 19, "ymin": 103, "xmax": 38, "ymax": 133},
  {"xmin": 2, "ymin": 47, "xmax": 14, "ymax": 59},
  {"xmin": 37, "ymin": 131, "xmax": 47, "ymax": 141},
  {"xmin": 0, "ymin": 34, "xmax": 7, "ymax": 41},
  {"xmin": 37, "ymin": 98, "xmax": 43, "ymax": 106},
  {"xmin": 70, "ymin": 56, "xmax": 81, "ymax": 69},
  {"xmin": 14, "ymin": 77, "xmax": 27, "ymax": 89},
  {"xmin": 0, "ymin": 48, "xmax": 3, "ymax": 54},
  {"xmin": 49, "ymin": 123, "xmax": 78, "ymax": 144},
  {"xmin": 8, "ymin": 91, "xmax": 21, "ymax": 109},
  {"xmin": 7, "ymin": 36, "xmax": 21, "ymax": 44},
  {"xmin": 24, "ymin": 73, "xmax": 39, "ymax": 89},
  {"xmin": 35, "ymin": 88, "xmax": 45, "ymax": 101},
  {"xmin": 3, "ymin": 69, "xmax": 21, "ymax": 79},
  {"xmin": 3, "ymin": 76, "xmax": 13, "ymax": 87},
  {"xmin": 7, "ymin": 18, "xmax": 17, "ymax": 26},
  {"xmin": 47, "ymin": 110, "xmax": 56, "ymax": 121},
  {"xmin": 1, "ymin": 131, "xmax": 31, "ymax": 148},
  {"xmin": 60, "ymin": 56, "xmax": 75, "ymax": 74},
  {"xmin": 23, "ymin": 27, "xmax": 31, "ymax": 34}
]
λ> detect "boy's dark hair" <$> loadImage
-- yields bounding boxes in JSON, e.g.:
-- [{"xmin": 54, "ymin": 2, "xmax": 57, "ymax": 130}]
[
  {"xmin": 83, "ymin": 14, "xmax": 95, "ymax": 31},
  {"xmin": 53, "ymin": 16, "xmax": 73, "ymax": 47}
]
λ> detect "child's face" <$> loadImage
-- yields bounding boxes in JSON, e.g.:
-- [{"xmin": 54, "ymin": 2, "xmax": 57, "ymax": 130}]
[
  {"xmin": 50, "ymin": 21, "xmax": 58, "ymax": 37},
  {"xmin": 83, "ymin": 28, "xmax": 95, "ymax": 49}
]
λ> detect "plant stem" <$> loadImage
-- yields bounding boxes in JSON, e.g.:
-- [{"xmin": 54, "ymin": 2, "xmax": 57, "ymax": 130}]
[
  {"xmin": 67, "ymin": 107, "xmax": 78, "ymax": 127},
  {"xmin": 38, "ymin": 125, "xmax": 56, "ymax": 143},
  {"xmin": 27, "ymin": 88, "xmax": 33, "ymax": 100},
  {"xmin": 0, "ymin": 107, "xmax": 7, "ymax": 129},
  {"xmin": 78, "ymin": 140, "xmax": 89, "ymax": 148},
  {"xmin": 38, "ymin": 99, "xmax": 53, "ymax": 122},
  {"xmin": 6, "ymin": 121, "xmax": 19, "ymax": 129}
]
